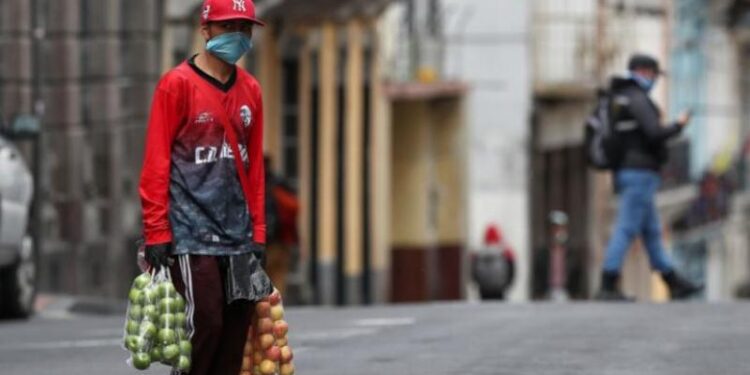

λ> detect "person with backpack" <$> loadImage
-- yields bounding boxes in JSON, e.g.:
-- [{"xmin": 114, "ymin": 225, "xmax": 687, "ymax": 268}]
[
  {"xmin": 139, "ymin": 1, "xmax": 272, "ymax": 373},
  {"xmin": 471, "ymin": 224, "xmax": 516, "ymax": 300},
  {"xmin": 592, "ymin": 54, "xmax": 702, "ymax": 301}
]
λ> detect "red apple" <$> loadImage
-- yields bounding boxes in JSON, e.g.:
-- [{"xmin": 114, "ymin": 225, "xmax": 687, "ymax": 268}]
[
  {"xmin": 273, "ymin": 320, "xmax": 289, "ymax": 338},
  {"xmin": 269, "ymin": 290, "xmax": 282, "ymax": 306},
  {"xmin": 259, "ymin": 334, "xmax": 275, "ymax": 350},
  {"xmin": 259, "ymin": 360, "xmax": 277, "ymax": 375},
  {"xmin": 280, "ymin": 363, "xmax": 295, "ymax": 375},
  {"xmin": 280, "ymin": 345, "xmax": 293, "ymax": 363},
  {"xmin": 270, "ymin": 305, "xmax": 284, "ymax": 321},
  {"xmin": 256, "ymin": 302, "xmax": 271, "ymax": 318},
  {"xmin": 258, "ymin": 318, "xmax": 274, "ymax": 334},
  {"xmin": 264, "ymin": 346, "xmax": 281, "ymax": 362},
  {"xmin": 276, "ymin": 337, "xmax": 288, "ymax": 347}
]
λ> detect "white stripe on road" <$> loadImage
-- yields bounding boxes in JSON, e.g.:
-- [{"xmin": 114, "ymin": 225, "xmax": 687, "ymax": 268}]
[
  {"xmin": 353, "ymin": 318, "xmax": 416, "ymax": 327},
  {"xmin": 1, "ymin": 316, "xmax": 408, "ymax": 353},
  {"xmin": 293, "ymin": 327, "xmax": 379, "ymax": 341}
]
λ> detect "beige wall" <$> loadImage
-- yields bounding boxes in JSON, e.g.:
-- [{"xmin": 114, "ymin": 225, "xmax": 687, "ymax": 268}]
[
  {"xmin": 344, "ymin": 19, "xmax": 365, "ymax": 277},
  {"xmin": 390, "ymin": 98, "xmax": 465, "ymax": 247},
  {"xmin": 369, "ymin": 24, "xmax": 393, "ymax": 302},
  {"xmin": 317, "ymin": 22, "xmax": 339, "ymax": 263},
  {"xmin": 391, "ymin": 101, "xmax": 432, "ymax": 246},
  {"xmin": 432, "ymin": 99, "xmax": 465, "ymax": 244}
]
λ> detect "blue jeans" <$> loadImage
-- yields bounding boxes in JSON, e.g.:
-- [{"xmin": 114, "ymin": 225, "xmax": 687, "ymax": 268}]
[{"xmin": 602, "ymin": 169, "xmax": 674, "ymax": 273}]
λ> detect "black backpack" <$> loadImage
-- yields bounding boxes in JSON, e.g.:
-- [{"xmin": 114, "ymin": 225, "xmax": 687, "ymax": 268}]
[{"xmin": 584, "ymin": 89, "xmax": 624, "ymax": 169}]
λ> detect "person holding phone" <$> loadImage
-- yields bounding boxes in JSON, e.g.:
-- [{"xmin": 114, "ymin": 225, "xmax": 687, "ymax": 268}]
[{"xmin": 596, "ymin": 54, "xmax": 702, "ymax": 301}]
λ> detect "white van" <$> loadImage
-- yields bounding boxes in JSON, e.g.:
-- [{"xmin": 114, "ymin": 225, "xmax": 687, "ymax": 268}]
[{"xmin": 0, "ymin": 135, "xmax": 35, "ymax": 318}]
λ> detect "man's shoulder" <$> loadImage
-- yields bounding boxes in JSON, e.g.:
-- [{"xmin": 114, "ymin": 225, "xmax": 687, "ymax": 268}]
[
  {"xmin": 156, "ymin": 62, "xmax": 194, "ymax": 93},
  {"xmin": 236, "ymin": 68, "xmax": 262, "ymax": 92}
]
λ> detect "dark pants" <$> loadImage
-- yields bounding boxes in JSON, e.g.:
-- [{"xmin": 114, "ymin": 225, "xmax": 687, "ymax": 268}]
[{"xmin": 169, "ymin": 255, "xmax": 251, "ymax": 375}]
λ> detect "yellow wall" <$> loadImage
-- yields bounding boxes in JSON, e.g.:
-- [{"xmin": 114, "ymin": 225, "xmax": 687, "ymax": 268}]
[
  {"xmin": 390, "ymin": 98, "xmax": 465, "ymax": 247},
  {"xmin": 369, "ymin": 23, "xmax": 393, "ymax": 302},
  {"xmin": 391, "ymin": 101, "xmax": 431, "ymax": 246},
  {"xmin": 431, "ymin": 99, "xmax": 465, "ymax": 244},
  {"xmin": 344, "ymin": 19, "xmax": 365, "ymax": 277},
  {"xmin": 258, "ymin": 26, "xmax": 282, "ymax": 168},
  {"xmin": 318, "ymin": 22, "xmax": 338, "ymax": 262}
]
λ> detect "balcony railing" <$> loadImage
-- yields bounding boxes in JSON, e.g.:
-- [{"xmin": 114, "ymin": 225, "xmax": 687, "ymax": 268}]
[{"xmin": 533, "ymin": 0, "xmax": 598, "ymax": 96}]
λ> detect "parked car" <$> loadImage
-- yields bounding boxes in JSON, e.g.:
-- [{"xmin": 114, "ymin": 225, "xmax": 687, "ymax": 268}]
[{"xmin": 0, "ymin": 135, "xmax": 36, "ymax": 318}]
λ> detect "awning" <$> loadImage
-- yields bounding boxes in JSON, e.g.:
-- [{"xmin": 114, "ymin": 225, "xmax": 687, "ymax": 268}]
[
  {"xmin": 261, "ymin": 0, "xmax": 396, "ymax": 24},
  {"xmin": 384, "ymin": 81, "xmax": 468, "ymax": 101}
]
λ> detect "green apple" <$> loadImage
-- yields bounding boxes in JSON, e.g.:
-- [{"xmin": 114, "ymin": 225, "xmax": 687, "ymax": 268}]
[
  {"xmin": 126, "ymin": 320, "xmax": 141, "ymax": 335},
  {"xmin": 133, "ymin": 273, "xmax": 151, "ymax": 290},
  {"xmin": 126, "ymin": 335, "xmax": 146, "ymax": 352},
  {"xmin": 142, "ymin": 304, "xmax": 159, "ymax": 322},
  {"xmin": 135, "ymin": 336, "xmax": 149, "ymax": 352},
  {"xmin": 174, "ymin": 295, "xmax": 186, "ymax": 311},
  {"xmin": 159, "ymin": 297, "xmax": 177, "ymax": 314},
  {"xmin": 129, "ymin": 305, "xmax": 143, "ymax": 321},
  {"xmin": 162, "ymin": 344, "xmax": 180, "ymax": 362},
  {"xmin": 149, "ymin": 346, "xmax": 162, "ymax": 362},
  {"xmin": 159, "ymin": 313, "xmax": 176, "ymax": 327},
  {"xmin": 141, "ymin": 288, "xmax": 159, "ymax": 305},
  {"xmin": 128, "ymin": 289, "xmax": 142, "ymax": 305},
  {"xmin": 139, "ymin": 321, "xmax": 157, "ymax": 339},
  {"xmin": 177, "ymin": 355, "xmax": 191, "ymax": 372},
  {"xmin": 175, "ymin": 312, "xmax": 186, "ymax": 327},
  {"xmin": 158, "ymin": 328, "xmax": 177, "ymax": 345},
  {"xmin": 125, "ymin": 335, "xmax": 140, "ymax": 352},
  {"xmin": 158, "ymin": 282, "xmax": 177, "ymax": 298},
  {"xmin": 176, "ymin": 328, "xmax": 187, "ymax": 340},
  {"xmin": 132, "ymin": 352, "xmax": 151, "ymax": 370},
  {"xmin": 179, "ymin": 340, "xmax": 192, "ymax": 355}
]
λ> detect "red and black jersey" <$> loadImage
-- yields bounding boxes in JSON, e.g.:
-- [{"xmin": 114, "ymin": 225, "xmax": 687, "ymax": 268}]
[{"xmin": 139, "ymin": 58, "xmax": 265, "ymax": 255}]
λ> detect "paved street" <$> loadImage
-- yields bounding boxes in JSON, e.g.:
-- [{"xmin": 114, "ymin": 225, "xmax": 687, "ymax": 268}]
[{"xmin": 0, "ymin": 301, "xmax": 748, "ymax": 375}]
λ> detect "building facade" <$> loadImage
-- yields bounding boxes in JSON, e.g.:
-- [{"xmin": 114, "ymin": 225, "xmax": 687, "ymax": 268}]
[
  {"xmin": 0, "ymin": 0, "xmax": 164, "ymax": 297},
  {"xmin": 531, "ymin": 0, "xmax": 750, "ymax": 301}
]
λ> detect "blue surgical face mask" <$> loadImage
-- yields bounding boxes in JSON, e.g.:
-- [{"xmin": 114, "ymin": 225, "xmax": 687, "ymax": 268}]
[
  {"xmin": 630, "ymin": 72, "xmax": 656, "ymax": 92},
  {"xmin": 206, "ymin": 32, "xmax": 253, "ymax": 64}
]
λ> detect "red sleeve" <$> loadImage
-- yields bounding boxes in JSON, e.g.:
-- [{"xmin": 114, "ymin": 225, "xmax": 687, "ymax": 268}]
[
  {"xmin": 139, "ymin": 83, "xmax": 183, "ymax": 245},
  {"xmin": 248, "ymin": 86, "xmax": 266, "ymax": 245}
]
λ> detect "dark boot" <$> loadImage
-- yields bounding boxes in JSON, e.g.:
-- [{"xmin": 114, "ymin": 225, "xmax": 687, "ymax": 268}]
[
  {"xmin": 595, "ymin": 271, "xmax": 633, "ymax": 301},
  {"xmin": 662, "ymin": 270, "xmax": 703, "ymax": 300}
]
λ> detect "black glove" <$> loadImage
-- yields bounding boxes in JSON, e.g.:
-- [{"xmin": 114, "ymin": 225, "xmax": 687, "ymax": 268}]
[
  {"xmin": 145, "ymin": 243, "xmax": 172, "ymax": 269},
  {"xmin": 252, "ymin": 244, "xmax": 267, "ymax": 269}
]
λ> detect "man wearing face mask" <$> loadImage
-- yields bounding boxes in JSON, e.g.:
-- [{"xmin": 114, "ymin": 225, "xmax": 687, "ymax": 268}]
[
  {"xmin": 139, "ymin": 0, "xmax": 271, "ymax": 373},
  {"xmin": 595, "ymin": 54, "xmax": 703, "ymax": 301}
]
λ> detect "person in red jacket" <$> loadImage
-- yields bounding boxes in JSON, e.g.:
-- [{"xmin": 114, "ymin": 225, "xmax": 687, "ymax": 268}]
[
  {"xmin": 138, "ymin": 1, "xmax": 269, "ymax": 373},
  {"xmin": 471, "ymin": 224, "xmax": 516, "ymax": 300}
]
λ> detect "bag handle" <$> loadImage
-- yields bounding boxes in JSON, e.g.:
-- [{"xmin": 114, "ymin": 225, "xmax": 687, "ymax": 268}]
[{"xmin": 189, "ymin": 71, "xmax": 255, "ymax": 216}]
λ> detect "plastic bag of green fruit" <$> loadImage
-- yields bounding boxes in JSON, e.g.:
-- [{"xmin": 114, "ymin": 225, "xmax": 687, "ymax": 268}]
[{"xmin": 122, "ymin": 266, "xmax": 192, "ymax": 372}]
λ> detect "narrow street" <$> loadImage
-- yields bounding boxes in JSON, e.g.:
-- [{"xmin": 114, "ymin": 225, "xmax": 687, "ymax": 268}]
[{"xmin": 0, "ymin": 302, "xmax": 747, "ymax": 374}]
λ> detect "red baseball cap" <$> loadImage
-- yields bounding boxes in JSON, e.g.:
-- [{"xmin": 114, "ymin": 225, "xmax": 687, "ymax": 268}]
[
  {"xmin": 484, "ymin": 224, "xmax": 503, "ymax": 246},
  {"xmin": 201, "ymin": 0, "xmax": 265, "ymax": 26}
]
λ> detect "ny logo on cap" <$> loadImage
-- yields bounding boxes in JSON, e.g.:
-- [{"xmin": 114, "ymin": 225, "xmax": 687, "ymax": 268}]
[
  {"xmin": 233, "ymin": 0, "xmax": 247, "ymax": 12},
  {"xmin": 203, "ymin": 5, "xmax": 211, "ymax": 19}
]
